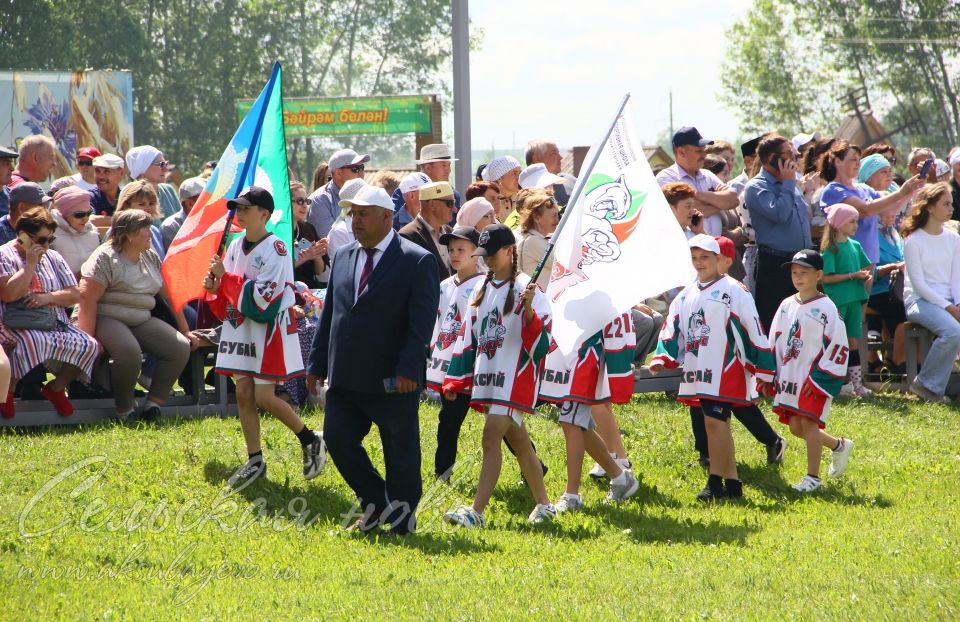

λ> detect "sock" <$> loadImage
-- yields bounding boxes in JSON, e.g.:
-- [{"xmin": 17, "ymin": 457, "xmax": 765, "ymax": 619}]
[
  {"xmin": 834, "ymin": 438, "xmax": 844, "ymax": 452},
  {"xmin": 561, "ymin": 492, "xmax": 581, "ymax": 500},
  {"xmin": 724, "ymin": 478, "xmax": 743, "ymax": 497},
  {"xmin": 708, "ymin": 473, "xmax": 723, "ymax": 494},
  {"xmin": 611, "ymin": 471, "xmax": 628, "ymax": 485},
  {"xmin": 248, "ymin": 450, "xmax": 263, "ymax": 463},
  {"xmin": 295, "ymin": 424, "xmax": 316, "ymax": 446},
  {"xmin": 807, "ymin": 473, "xmax": 821, "ymax": 481},
  {"xmin": 849, "ymin": 350, "xmax": 861, "ymax": 366}
]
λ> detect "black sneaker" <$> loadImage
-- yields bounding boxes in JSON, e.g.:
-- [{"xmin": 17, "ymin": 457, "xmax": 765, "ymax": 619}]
[
  {"xmin": 696, "ymin": 482, "xmax": 724, "ymax": 502},
  {"xmin": 227, "ymin": 458, "xmax": 266, "ymax": 489},
  {"xmin": 130, "ymin": 404, "xmax": 161, "ymax": 424},
  {"xmin": 766, "ymin": 436, "xmax": 787, "ymax": 465},
  {"xmin": 302, "ymin": 431, "xmax": 327, "ymax": 480},
  {"xmin": 698, "ymin": 454, "xmax": 710, "ymax": 468}
]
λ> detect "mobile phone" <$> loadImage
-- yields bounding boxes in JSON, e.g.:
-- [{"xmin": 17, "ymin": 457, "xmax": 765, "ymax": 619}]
[
  {"xmin": 919, "ymin": 157, "xmax": 934, "ymax": 179},
  {"xmin": 770, "ymin": 155, "xmax": 783, "ymax": 170},
  {"xmin": 691, "ymin": 213, "xmax": 702, "ymax": 227}
]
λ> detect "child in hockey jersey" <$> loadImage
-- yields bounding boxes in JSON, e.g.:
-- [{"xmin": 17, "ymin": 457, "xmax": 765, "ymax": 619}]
[
  {"xmin": 427, "ymin": 225, "xmax": 485, "ymax": 480},
  {"xmin": 442, "ymin": 223, "xmax": 555, "ymax": 527},
  {"xmin": 650, "ymin": 234, "xmax": 775, "ymax": 501},
  {"xmin": 820, "ymin": 204, "xmax": 873, "ymax": 397},
  {"xmin": 540, "ymin": 314, "xmax": 640, "ymax": 512},
  {"xmin": 765, "ymin": 250, "xmax": 854, "ymax": 492},
  {"xmin": 204, "ymin": 187, "xmax": 325, "ymax": 489}
]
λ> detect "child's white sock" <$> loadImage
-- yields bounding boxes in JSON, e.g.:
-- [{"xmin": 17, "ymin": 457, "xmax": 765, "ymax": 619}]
[{"xmin": 610, "ymin": 471, "xmax": 628, "ymax": 485}]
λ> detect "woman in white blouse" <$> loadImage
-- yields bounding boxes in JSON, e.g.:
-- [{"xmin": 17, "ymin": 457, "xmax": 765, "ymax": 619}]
[{"xmin": 902, "ymin": 182, "xmax": 960, "ymax": 402}]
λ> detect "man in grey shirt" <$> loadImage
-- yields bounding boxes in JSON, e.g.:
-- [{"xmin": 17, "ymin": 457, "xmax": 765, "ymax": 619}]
[
  {"xmin": 307, "ymin": 148, "xmax": 369, "ymax": 240},
  {"xmin": 161, "ymin": 176, "xmax": 205, "ymax": 251}
]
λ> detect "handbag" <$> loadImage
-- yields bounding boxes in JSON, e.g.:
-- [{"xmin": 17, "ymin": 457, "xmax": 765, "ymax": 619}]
[
  {"xmin": 3, "ymin": 299, "xmax": 61, "ymax": 331},
  {"xmin": 889, "ymin": 268, "xmax": 905, "ymax": 303}
]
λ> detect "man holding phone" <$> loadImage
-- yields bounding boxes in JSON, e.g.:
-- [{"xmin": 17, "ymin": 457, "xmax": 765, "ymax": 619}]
[
  {"xmin": 656, "ymin": 126, "xmax": 739, "ymax": 236},
  {"xmin": 743, "ymin": 134, "xmax": 812, "ymax": 331}
]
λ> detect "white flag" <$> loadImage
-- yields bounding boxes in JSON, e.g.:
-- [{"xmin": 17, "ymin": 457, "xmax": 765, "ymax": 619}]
[{"xmin": 545, "ymin": 98, "xmax": 694, "ymax": 357}]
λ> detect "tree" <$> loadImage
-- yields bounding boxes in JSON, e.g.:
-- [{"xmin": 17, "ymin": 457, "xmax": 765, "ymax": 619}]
[
  {"xmin": 722, "ymin": 0, "xmax": 960, "ymax": 155},
  {"xmin": 0, "ymin": 0, "xmax": 454, "ymax": 178}
]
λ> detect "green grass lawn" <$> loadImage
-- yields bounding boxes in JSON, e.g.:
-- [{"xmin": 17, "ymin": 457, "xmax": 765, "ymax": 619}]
[{"xmin": 1, "ymin": 392, "xmax": 958, "ymax": 620}]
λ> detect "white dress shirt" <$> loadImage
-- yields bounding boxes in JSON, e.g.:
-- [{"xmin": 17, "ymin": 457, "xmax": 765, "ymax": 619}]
[{"xmin": 353, "ymin": 229, "xmax": 396, "ymax": 302}]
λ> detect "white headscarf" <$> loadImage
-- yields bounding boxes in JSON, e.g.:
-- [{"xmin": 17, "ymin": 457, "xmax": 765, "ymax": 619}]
[{"xmin": 125, "ymin": 145, "xmax": 161, "ymax": 180}]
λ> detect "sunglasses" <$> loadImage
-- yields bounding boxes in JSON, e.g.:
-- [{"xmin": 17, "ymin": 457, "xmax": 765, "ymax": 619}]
[
  {"xmin": 345, "ymin": 165, "xmax": 364, "ymax": 174},
  {"xmin": 292, "ymin": 197, "xmax": 310, "ymax": 206},
  {"xmin": 152, "ymin": 160, "xmax": 169, "ymax": 170},
  {"xmin": 434, "ymin": 198, "xmax": 455, "ymax": 207},
  {"xmin": 29, "ymin": 233, "xmax": 56, "ymax": 245},
  {"xmin": 77, "ymin": 160, "xmax": 93, "ymax": 167},
  {"xmin": 72, "ymin": 210, "xmax": 93, "ymax": 219}
]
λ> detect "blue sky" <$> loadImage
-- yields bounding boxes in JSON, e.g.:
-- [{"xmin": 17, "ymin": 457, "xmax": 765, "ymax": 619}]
[{"xmin": 466, "ymin": 0, "xmax": 753, "ymax": 152}]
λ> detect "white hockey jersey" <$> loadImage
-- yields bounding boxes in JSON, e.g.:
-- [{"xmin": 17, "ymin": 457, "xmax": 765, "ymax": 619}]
[
  {"xmin": 652, "ymin": 275, "xmax": 774, "ymax": 406},
  {"xmin": 443, "ymin": 272, "xmax": 552, "ymax": 413},
  {"xmin": 769, "ymin": 293, "xmax": 848, "ymax": 426},
  {"xmin": 426, "ymin": 272, "xmax": 484, "ymax": 391},
  {"xmin": 539, "ymin": 312, "xmax": 637, "ymax": 405},
  {"xmin": 207, "ymin": 233, "xmax": 304, "ymax": 382}
]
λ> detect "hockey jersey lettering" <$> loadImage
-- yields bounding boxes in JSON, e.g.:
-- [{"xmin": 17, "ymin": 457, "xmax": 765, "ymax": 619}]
[
  {"xmin": 426, "ymin": 272, "xmax": 483, "ymax": 391},
  {"xmin": 539, "ymin": 311, "xmax": 637, "ymax": 405},
  {"xmin": 443, "ymin": 272, "xmax": 552, "ymax": 413},
  {"xmin": 206, "ymin": 233, "xmax": 304, "ymax": 382},
  {"xmin": 769, "ymin": 293, "xmax": 848, "ymax": 427},
  {"xmin": 652, "ymin": 275, "xmax": 774, "ymax": 406}
]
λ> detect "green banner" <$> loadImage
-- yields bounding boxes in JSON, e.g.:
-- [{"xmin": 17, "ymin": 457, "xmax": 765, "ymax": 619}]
[{"xmin": 237, "ymin": 95, "xmax": 433, "ymax": 138}]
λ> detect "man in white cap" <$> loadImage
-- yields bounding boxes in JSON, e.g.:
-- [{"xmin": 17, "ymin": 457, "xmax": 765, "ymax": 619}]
[
  {"xmin": 525, "ymin": 139, "xmax": 572, "ymax": 205},
  {"xmin": 308, "ymin": 148, "xmax": 370, "ymax": 240},
  {"xmin": 125, "ymin": 145, "xmax": 180, "ymax": 220},
  {"xmin": 161, "ymin": 176, "xmax": 205, "ymax": 251},
  {"xmin": 790, "ymin": 131, "xmax": 821, "ymax": 156},
  {"xmin": 392, "ymin": 172, "xmax": 430, "ymax": 230},
  {"xmin": 399, "ymin": 181, "xmax": 456, "ymax": 280},
  {"xmin": 414, "ymin": 143, "xmax": 461, "ymax": 210},
  {"xmin": 89, "ymin": 153, "xmax": 125, "ymax": 223},
  {"xmin": 308, "ymin": 182, "xmax": 439, "ymax": 535}
]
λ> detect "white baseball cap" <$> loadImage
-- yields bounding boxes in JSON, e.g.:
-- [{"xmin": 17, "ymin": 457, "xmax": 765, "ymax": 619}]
[
  {"xmin": 790, "ymin": 131, "xmax": 822, "ymax": 151},
  {"xmin": 339, "ymin": 184, "xmax": 394, "ymax": 211},
  {"xmin": 518, "ymin": 163, "xmax": 564, "ymax": 189},
  {"xmin": 399, "ymin": 172, "xmax": 431, "ymax": 195},
  {"xmin": 688, "ymin": 233, "xmax": 720, "ymax": 255},
  {"xmin": 91, "ymin": 153, "xmax": 124, "ymax": 169}
]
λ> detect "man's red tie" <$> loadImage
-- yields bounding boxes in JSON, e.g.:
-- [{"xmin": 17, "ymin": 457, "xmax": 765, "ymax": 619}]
[{"xmin": 357, "ymin": 247, "xmax": 376, "ymax": 296}]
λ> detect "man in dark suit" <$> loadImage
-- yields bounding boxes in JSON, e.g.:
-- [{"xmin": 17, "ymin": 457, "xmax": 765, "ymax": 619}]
[
  {"xmin": 308, "ymin": 184, "xmax": 439, "ymax": 535},
  {"xmin": 398, "ymin": 181, "xmax": 456, "ymax": 281}
]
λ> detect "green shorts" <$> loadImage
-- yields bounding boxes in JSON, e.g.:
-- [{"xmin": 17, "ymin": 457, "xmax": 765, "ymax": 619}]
[{"xmin": 835, "ymin": 301, "xmax": 863, "ymax": 339}]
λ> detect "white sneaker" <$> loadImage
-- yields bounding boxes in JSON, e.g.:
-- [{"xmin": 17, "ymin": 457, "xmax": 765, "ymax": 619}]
[
  {"xmin": 527, "ymin": 503, "xmax": 557, "ymax": 524},
  {"xmin": 838, "ymin": 383, "xmax": 855, "ymax": 397},
  {"xmin": 555, "ymin": 493, "xmax": 584, "ymax": 514},
  {"xmin": 587, "ymin": 463, "xmax": 606, "ymax": 479},
  {"xmin": 828, "ymin": 438, "xmax": 854, "ymax": 478},
  {"xmin": 607, "ymin": 469, "xmax": 640, "ymax": 502},
  {"xmin": 443, "ymin": 505, "xmax": 485, "ymax": 528},
  {"xmin": 791, "ymin": 475, "xmax": 822, "ymax": 492},
  {"xmin": 853, "ymin": 385, "xmax": 873, "ymax": 398}
]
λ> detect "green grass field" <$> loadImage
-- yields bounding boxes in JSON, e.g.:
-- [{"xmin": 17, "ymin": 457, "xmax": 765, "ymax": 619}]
[{"xmin": 2, "ymin": 393, "xmax": 959, "ymax": 620}]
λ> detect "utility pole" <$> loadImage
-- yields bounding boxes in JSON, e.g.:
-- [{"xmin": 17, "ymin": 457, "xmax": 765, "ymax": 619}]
[{"xmin": 452, "ymin": 0, "xmax": 471, "ymax": 190}]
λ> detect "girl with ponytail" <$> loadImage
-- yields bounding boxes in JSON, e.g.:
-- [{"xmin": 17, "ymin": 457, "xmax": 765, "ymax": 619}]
[{"xmin": 443, "ymin": 223, "xmax": 555, "ymax": 528}]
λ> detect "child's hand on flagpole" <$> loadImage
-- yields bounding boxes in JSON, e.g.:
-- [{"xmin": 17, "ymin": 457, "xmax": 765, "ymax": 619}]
[
  {"xmin": 203, "ymin": 273, "xmax": 218, "ymax": 293},
  {"xmin": 208, "ymin": 256, "xmax": 225, "ymax": 277},
  {"xmin": 520, "ymin": 282, "xmax": 537, "ymax": 314}
]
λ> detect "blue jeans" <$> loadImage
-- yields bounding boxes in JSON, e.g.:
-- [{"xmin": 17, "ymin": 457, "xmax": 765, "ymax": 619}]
[{"xmin": 905, "ymin": 298, "xmax": 960, "ymax": 395}]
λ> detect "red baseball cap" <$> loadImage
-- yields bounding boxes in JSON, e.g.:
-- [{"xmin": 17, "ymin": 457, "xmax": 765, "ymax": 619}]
[
  {"xmin": 77, "ymin": 147, "xmax": 102, "ymax": 161},
  {"xmin": 714, "ymin": 236, "xmax": 735, "ymax": 260}
]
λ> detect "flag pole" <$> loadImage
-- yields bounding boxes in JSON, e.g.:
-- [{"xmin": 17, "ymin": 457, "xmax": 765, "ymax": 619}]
[{"xmin": 516, "ymin": 92, "xmax": 631, "ymax": 312}]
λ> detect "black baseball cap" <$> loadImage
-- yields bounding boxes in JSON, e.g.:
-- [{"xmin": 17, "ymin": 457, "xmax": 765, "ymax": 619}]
[
  {"xmin": 439, "ymin": 225, "xmax": 480, "ymax": 247},
  {"xmin": 227, "ymin": 186, "xmax": 274, "ymax": 213},
  {"xmin": 472, "ymin": 223, "xmax": 516, "ymax": 257},
  {"xmin": 740, "ymin": 135, "xmax": 763, "ymax": 158},
  {"xmin": 0, "ymin": 145, "xmax": 18, "ymax": 159},
  {"xmin": 672, "ymin": 126, "xmax": 713, "ymax": 149},
  {"xmin": 782, "ymin": 249, "xmax": 823, "ymax": 270}
]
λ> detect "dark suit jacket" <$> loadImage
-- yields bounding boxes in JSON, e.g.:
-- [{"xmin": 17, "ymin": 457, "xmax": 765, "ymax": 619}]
[
  {"xmin": 309, "ymin": 232, "xmax": 439, "ymax": 393},
  {"xmin": 398, "ymin": 217, "xmax": 453, "ymax": 281}
]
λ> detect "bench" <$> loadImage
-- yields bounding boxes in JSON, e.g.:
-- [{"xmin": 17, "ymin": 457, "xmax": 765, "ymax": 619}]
[
  {"xmin": 903, "ymin": 321, "xmax": 960, "ymax": 392},
  {"xmin": 0, "ymin": 346, "xmax": 236, "ymax": 428}
]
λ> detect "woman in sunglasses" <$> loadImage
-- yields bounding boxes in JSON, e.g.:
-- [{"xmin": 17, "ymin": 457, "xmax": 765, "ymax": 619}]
[
  {"xmin": 0, "ymin": 207, "xmax": 100, "ymax": 418},
  {"xmin": 290, "ymin": 181, "xmax": 328, "ymax": 286},
  {"xmin": 50, "ymin": 185, "xmax": 102, "ymax": 279},
  {"xmin": 124, "ymin": 145, "xmax": 181, "ymax": 222}
]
